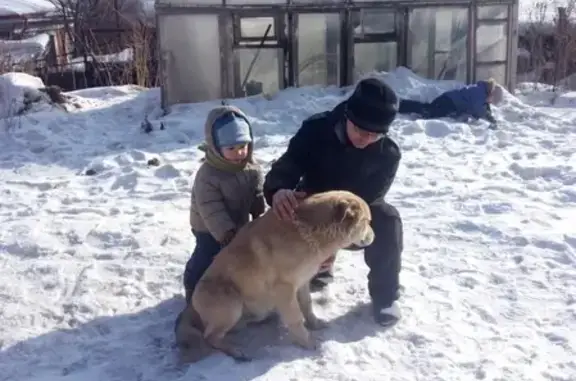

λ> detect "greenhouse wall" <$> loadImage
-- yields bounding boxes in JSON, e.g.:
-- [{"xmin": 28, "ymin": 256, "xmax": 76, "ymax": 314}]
[{"xmin": 155, "ymin": 0, "xmax": 519, "ymax": 108}]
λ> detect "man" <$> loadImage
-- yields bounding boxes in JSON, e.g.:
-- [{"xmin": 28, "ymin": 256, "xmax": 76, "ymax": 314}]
[{"xmin": 263, "ymin": 77, "xmax": 403, "ymax": 327}]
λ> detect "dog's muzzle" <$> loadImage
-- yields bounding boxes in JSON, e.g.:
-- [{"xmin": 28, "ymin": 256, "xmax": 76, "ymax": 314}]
[{"xmin": 347, "ymin": 235, "xmax": 374, "ymax": 250}]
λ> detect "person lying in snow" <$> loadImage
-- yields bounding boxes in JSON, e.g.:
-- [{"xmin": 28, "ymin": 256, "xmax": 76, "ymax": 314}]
[
  {"xmin": 263, "ymin": 77, "xmax": 404, "ymax": 328},
  {"xmin": 397, "ymin": 78, "xmax": 503, "ymax": 129},
  {"xmin": 183, "ymin": 105, "xmax": 266, "ymax": 304}
]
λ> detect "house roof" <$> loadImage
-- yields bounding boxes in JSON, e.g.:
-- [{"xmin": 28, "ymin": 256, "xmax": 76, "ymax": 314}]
[
  {"xmin": 0, "ymin": 33, "xmax": 50, "ymax": 64},
  {"xmin": 0, "ymin": 0, "xmax": 57, "ymax": 18}
]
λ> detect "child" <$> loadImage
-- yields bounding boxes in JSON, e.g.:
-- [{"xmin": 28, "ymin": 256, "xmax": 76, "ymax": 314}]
[
  {"xmin": 183, "ymin": 105, "xmax": 265, "ymax": 304},
  {"xmin": 398, "ymin": 78, "xmax": 503, "ymax": 129}
]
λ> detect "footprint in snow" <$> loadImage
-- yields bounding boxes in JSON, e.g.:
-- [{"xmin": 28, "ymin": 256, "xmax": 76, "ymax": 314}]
[{"xmin": 154, "ymin": 164, "xmax": 181, "ymax": 179}]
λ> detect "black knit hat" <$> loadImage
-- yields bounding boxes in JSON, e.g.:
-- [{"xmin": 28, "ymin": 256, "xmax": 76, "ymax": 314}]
[{"xmin": 345, "ymin": 77, "xmax": 399, "ymax": 134}]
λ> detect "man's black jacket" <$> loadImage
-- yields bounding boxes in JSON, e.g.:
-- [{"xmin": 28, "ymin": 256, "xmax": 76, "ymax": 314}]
[{"xmin": 263, "ymin": 101, "xmax": 401, "ymax": 206}]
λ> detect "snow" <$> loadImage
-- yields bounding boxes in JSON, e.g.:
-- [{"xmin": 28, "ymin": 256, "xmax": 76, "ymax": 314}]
[
  {"xmin": 0, "ymin": 0, "xmax": 56, "ymax": 17},
  {"xmin": 0, "ymin": 72, "xmax": 49, "ymax": 119},
  {"xmin": 0, "ymin": 68, "xmax": 575, "ymax": 381}
]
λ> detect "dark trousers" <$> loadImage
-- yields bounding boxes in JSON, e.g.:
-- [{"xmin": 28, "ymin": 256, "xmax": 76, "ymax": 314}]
[
  {"xmin": 364, "ymin": 200, "xmax": 403, "ymax": 308},
  {"xmin": 314, "ymin": 200, "xmax": 403, "ymax": 308},
  {"xmin": 399, "ymin": 94, "xmax": 456, "ymax": 119},
  {"xmin": 183, "ymin": 230, "xmax": 221, "ymax": 304}
]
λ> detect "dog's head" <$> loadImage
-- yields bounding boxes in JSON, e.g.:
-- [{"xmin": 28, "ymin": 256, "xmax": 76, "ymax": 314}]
[
  {"xmin": 295, "ymin": 191, "xmax": 374, "ymax": 248},
  {"xmin": 331, "ymin": 194, "xmax": 374, "ymax": 248}
]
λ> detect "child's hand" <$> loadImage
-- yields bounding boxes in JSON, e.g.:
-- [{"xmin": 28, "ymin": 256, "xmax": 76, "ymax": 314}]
[{"xmin": 220, "ymin": 230, "xmax": 236, "ymax": 247}]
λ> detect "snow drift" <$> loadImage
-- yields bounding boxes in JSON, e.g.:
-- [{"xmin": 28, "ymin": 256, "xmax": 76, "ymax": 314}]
[{"xmin": 0, "ymin": 68, "xmax": 574, "ymax": 381}]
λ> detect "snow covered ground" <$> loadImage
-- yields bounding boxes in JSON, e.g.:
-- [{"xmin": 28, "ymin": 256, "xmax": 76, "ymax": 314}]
[{"xmin": 0, "ymin": 68, "xmax": 575, "ymax": 381}]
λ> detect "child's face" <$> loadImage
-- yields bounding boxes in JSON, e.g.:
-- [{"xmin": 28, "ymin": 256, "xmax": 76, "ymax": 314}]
[{"xmin": 220, "ymin": 143, "xmax": 249, "ymax": 163}]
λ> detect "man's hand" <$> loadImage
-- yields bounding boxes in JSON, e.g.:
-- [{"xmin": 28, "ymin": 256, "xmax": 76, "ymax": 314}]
[{"xmin": 272, "ymin": 189, "xmax": 307, "ymax": 221}]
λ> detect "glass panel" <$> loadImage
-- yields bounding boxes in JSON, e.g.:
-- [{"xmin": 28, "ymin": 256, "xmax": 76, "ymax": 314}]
[
  {"xmin": 353, "ymin": 42, "xmax": 397, "ymax": 81},
  {"xmin": 237, "ymin": 48, "xmax": 281, "ymax": 96},
  {"xmin": 476, "ymin": 63, "xmax": 506, "ymax": 84},
  {"xmin": 409, "ymin": 7, "xmax": 468, "ymax": 82},
  {"xmin": 476, "ymin": 23, "xmax": 507, "ymax": 62},
  {"xmin": 227, "ymin": 0, "xmax": 285, "ymax": 4},
  {"xmin": 353, "ymin": 9, "xmax": 395, "ymax": 36},
  {"xmin": 297, "ymin": 13, "xmax": 340, "ymax": 87},
  {"xmin": 477, "ymin": 5, "xmax": 508, "ymax": 20},
  {"xmin": 240, "ymin": 17, "xmax": 275, "ymax": 39},
  {"xmin": 159, "ymin": 14, "xmax": 221, "ymax": 104},
  {"xmin": 157, "ymin": 0, "xmax": 223, "ymax": 4}
]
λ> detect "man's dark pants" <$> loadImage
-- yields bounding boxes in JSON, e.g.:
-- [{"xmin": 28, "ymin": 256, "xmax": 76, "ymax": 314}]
[{"xmin": 312, "ymin": 200, "xmax": 403, "ymax": 309}]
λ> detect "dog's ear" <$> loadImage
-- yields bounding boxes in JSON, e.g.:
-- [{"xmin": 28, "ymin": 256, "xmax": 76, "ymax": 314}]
[{"xmin": 333, "ymin": 201, "xmax": 355, "ymax": 224}]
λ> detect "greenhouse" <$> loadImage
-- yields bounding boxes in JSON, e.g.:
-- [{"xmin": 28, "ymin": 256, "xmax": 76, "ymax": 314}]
[{"xmin": 155, "ymin": 0, "xmax": 518, "ymax": 107}]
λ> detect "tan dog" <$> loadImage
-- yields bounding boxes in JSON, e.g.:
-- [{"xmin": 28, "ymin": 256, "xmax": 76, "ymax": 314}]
[{"xmin": 174, "ymin": 190, "xmax": 375, "ymax": 362}]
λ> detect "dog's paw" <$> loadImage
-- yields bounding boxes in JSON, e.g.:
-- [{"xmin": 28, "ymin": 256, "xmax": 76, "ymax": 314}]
[
  {"xmin": 302, "ymin": 336, "xmax": 319, "ymax": 351},
  {"xmin": 305, "ymin": 317, "xmax": 328, "ymax": 331},
  {"xmin": 291, "ymin": 333, "xmax": 318, "ymax": 350},
  {"xmin": 221, "ymin": 346, "xmax": 252, "ymax": 362}
]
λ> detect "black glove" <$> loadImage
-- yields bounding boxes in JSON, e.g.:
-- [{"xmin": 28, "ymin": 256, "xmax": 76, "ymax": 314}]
[
  {"xmin": 220, "ymin": 230, "xmax": 236, "ymax": 248},
  {"xmin": 250, "ymin": 194, "xmax": 266, "ymax": 219}
]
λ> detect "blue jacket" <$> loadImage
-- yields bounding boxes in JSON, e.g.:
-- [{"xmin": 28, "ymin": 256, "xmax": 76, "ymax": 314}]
[{"xmin": 442, "ymin": 81, "xmax": 492, "ymax": 120}]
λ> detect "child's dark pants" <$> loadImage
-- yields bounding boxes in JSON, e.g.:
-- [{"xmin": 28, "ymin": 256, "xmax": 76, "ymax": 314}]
[
  {"xmin": 399, "ymin": 94, "xmax": 456, "ymax": 119},
  {"xmin": 183, "ymin": 230, "xmax": 221, "ymax": 304}
]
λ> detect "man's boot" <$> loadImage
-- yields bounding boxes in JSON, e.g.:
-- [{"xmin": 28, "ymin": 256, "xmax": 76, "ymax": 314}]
[{"xmin": 310, "ymin": 254, "xmax": 336, "ymax": 292}]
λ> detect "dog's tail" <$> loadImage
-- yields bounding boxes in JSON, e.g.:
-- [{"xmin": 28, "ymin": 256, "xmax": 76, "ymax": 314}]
[{"xmin": 174, "ymin": 305, "xmax": 216, "ymax": 363}]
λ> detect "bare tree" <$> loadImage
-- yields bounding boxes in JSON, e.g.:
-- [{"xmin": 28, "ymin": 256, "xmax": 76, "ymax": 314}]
[
  {"xmin": 552, "ymin": 2, "xmax": 576, "ymax": 90},
  {"xmin": 45, "ymin": 0, "xmax": 157, "ymax": 90},
  {"xmin": 519, "ymin": 1, "xmax": 551, "ymax": 87},
  {"xmin": 126, "ymin": 19, "xmax": 157, "ymax": 87}
]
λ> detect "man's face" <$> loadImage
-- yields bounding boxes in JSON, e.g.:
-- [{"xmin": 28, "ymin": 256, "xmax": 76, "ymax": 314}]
[{"xmin": 345, "ymin": 119, "xmax": 384, "ymax": 149}]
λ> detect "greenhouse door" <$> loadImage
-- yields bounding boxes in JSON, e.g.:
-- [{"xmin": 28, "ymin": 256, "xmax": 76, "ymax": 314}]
[
  {"xmin": 291, "ymin": 12, "xmax": 342, "ymax": 88},
  {"xmin": 349, "ymin": 9, "xmax": 406, "ymax": 82},
  {"xmin": 231, "ymin": 14, "xmax": 287, "ymax": 97}
]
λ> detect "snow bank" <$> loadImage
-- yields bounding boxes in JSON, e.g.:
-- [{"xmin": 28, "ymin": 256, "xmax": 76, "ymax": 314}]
[
  {"xmin": 0, "ymin": 72, "xmax": 46, "ymax": 120},
  {"xmin": 0, "ymin": 72, "xmax": 86, "ymax": 122}
]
